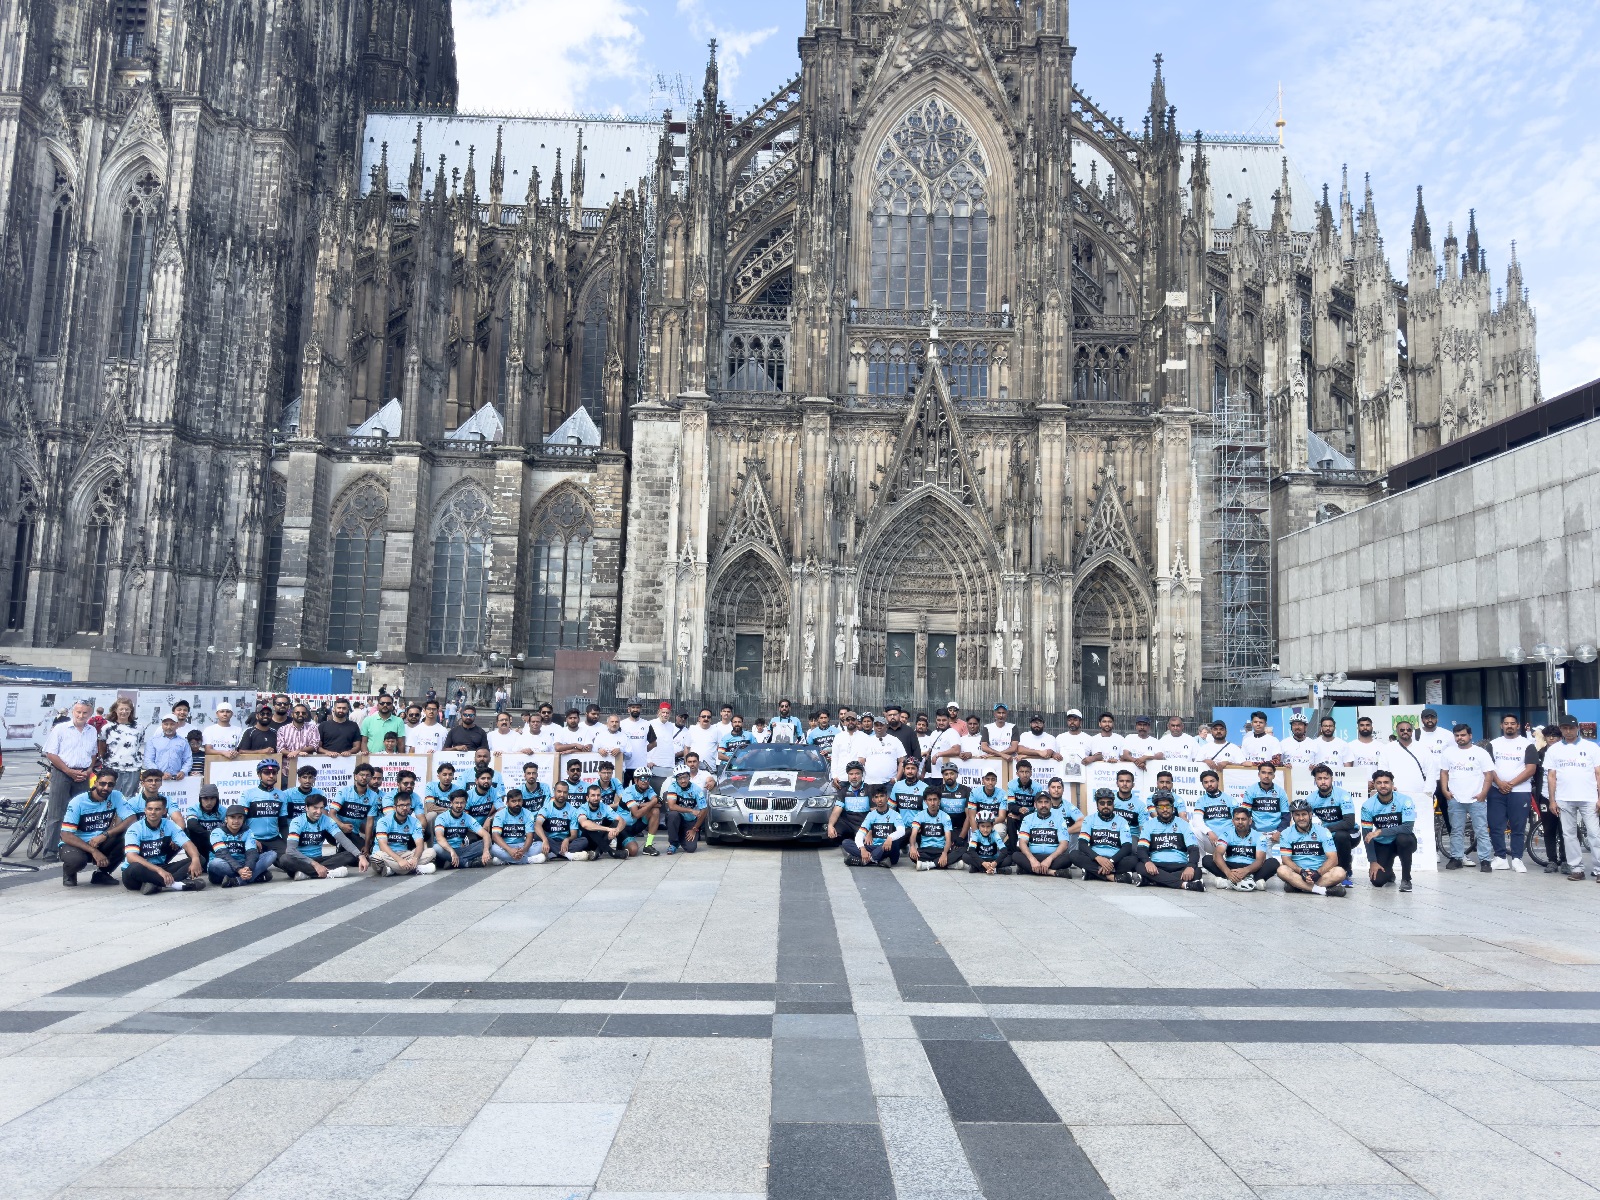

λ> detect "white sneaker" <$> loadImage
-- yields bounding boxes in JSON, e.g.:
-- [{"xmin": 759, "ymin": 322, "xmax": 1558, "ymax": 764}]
[
  {"xmin": 327, "ymin": 866, "xmax": 350, "ymax": 878},
  {"xmin": 1491, "ymin": 857, "xmax": 1510, "ymax": 871},
  {"xmin": 916, "ymin": 859, "xmax": 935, "ymax": 871},
  {"xmin": 1212, "ymin": 877, "xmax": 1232, "ymax": 890},
  {"xmin": 417, "ymin": 862, "xmax": 437, "ymax": 874},
  {"xmin": 527, "ymin": 853, "xmax": 547, "ymax": 864},
  {"xmin": 1510, "ymin": 857, "xmax": 1527, "ymax": 873}
]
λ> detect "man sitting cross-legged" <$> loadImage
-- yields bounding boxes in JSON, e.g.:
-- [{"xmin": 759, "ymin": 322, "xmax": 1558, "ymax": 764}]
[
  {"xmin": 59, "ymin": 770, "xmax": 138, "ymax": 886},
  {"xmin": 1132, "ymin": 790, "xmax": 1203, "ymax": 890},
  {"xmin": 122, "ymin": 793, "xmax": 208, "ymax": 894},
  {"xmin": 908, "ymin": 791, "xmax": 954, "ymax": 871},
  {"xmin": 1016, "ymin": 792, "xmax": 1075, "ymax": 878},
  {"xmin": 434, "ymin": 789, "xmax": 493, "ymax": 869},
  {"xmin": 536, "ymin": 781, "xmax": 593, "ymax": 861},
  {"xmin": 282, "ymin": 793, "xmax": 370, "ymax": 879},
  {"xmin": 843, "ymin": 789, "xmax": 905, "ymax": 867},
  {"xmin": 961, "ymin": 814, "xmax": 1012, "ymax": 874},
  {"xmin": 1204, "ymin": 804, "xmax": 1278, "ymax": 891},
  {"xmin": 207, "ymin": 804, "xmax": 277, "ymax": 886},
  {"xmin": 488, "ymin": 789, "xmax": 544, "ymax": 865},
  {"xmin": 1068, "ymin": 788, "xmax": 1137, "ymax": 881},
  {"xmin": 369, "ymin": 791, "xmax": 436, "ymax": 876},
  {"xmin": 1276, "ymin": 800, "xmax": 1348, "ymax": 896}
]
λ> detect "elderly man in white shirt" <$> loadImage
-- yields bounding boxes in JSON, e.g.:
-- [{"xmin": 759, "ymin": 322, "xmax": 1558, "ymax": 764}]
[
  {"xmin": 829, "ymin": 713, "xmax": 876, "ymax": 787},
  {"xmin": 1544, "ymin": 716, "xmax": 1600, "ymax": 881},
  {"xmin": 859, "ymin": 715, "xmax": 904, "ymax": 786},
  {"xmin": 1015, "ymin": 714, "xmax": 1061, "ymax": 763},
  {"xmin": 201, "ymin": 702, "xmax": 245, "ymax": 760},
  {"xmin": 1055, "ymin": 710, "xmax": 1093, "ymax": 768},
  {"xmin": 1155, "ymin": 716, "xmax": 1198, "ymax": 763},
  {"xmin": 41, "ymin": 700, "xmax": 100, "ymax": 858}
]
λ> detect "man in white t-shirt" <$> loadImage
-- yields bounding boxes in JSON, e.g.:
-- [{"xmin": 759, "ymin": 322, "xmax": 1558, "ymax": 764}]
[
  {"xmin": 647, "ymin": 703, "xmax": 683, "ymax": 775},
  {"xmin": 1544, "ymin": 716, "xmax": 1600, "ymax": 880},
  {"xmin": 1015, "ymin": 714, "xmax": 1061, "ymax": 762},
  {"xmin": 1487, "ymin": 714, "xmax": 1536, "ymax": 872},
  {"xmin": 1277, "ymin": 715, "xmax": 1321, "ymax": 774},
  {"xmin": 1440, "ymin": 723, "xmax": 1495, "ymax": 871},
  {"xmin": 829, "ymin": 713, "xmax": 875, "ymax": 787},
  {"xmin": 406, "ymin": 705, "xmax": 449, "ymax": 754},
  {"xmin": 982, "ymin": 705, "xmax": 1018, "ymax": 761},
  {"xmin": 618, "ymin": 700, "xmax": 652, "ymax": 783},
  {"xmin": 1200, "ymin": 720, "xmax": 1247, "ymax": 770},
  {"xmin": 1240, "ymin": 711, "xmax": 1282, "ymax": 766},
  {"xmin": 1155, "ymin": 716, "xmax": 1197, "ymax": 763},
  {"xmin": 1313, "ymin": 716, "xmax": 1349, "ymax": 767},
  {"xmin": 712, "ymin": 704, "xmax": 735, "ymax": 744},
  {"xmin": 202, "ymin": 703, "xmax": 244, "ymax": 759},
  {"xmin": 592, "ymin": 714, "xmax": 628, "ymax": 775},
  {"xmin": 518, "ymin": 714, "xmax": 557, "ymax": 755},
  {"xmin": 1345, "ymin": 716, "xmax": 1384, "ymax": 772},
  {"xmin": 1055, "ymin": 710, "xmax": 1093, "ymax": 767},
  {"xmin": 859, "ymin": 715, "xmax": 904, "ymax": 786},
  {"xmin": 1378, "ymin": 720, "xmax": 1433, "ymax": 806},
  {"xmin": 1121, "ymin": 717, "xmax": 1160, "ymax": 769},
  {"xmin": 487, "ymin": 712, "xmax": 533, "ymax": 756},
  {"xmin": 922, "ymin": 711, "xmax": 965, "ymax": 778},
  {"xmin": 685, "ymin": 708, "xmax": 722, "ymax": 768},
  {"xmin": 1083, "ymin": 713, "xmax": 1124, "ymax": 764}
]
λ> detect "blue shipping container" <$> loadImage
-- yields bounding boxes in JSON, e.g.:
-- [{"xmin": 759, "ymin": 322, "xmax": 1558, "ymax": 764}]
[{"xmin": 286, "ymin": 666, "xmax": 354, "ymax": 694}]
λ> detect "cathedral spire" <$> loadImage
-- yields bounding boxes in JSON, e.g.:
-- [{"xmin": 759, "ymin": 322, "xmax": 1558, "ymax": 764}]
[
  {"xmin": 570, "ymin": 126, "xmax": 586, "ymax": 217},
  {"xmin": 408, "ymin": 121, "xmax": 425, "ymax": 203},
  {"xmin": 462, "ymin": 144, "xmax": 477, "ymax": 206},
  {"xmin": 1411, "ymin": 185, "xmax": 1431, "ymax": 251},
  {"xmin": 372, "ymin": 141, "xmax": 390, "ymax": 197},
  {"xmin": 703, "ymin": 39, "xmax": 720, "ymax": 109},
  {"xmin": 1465, "ymin": 208, "xmax": 1482, "ymax": 275},
  {"xmin": 551, "ymin": 147, "xmax": 563, "ymax": 207},
  {"xmin": 1443, "ymin": 220, "xmax": 1459, "ymax": 281},
  {"xmin": 1271, "ymin": 156, "xmax": 1292, "ymax": 235},
  {"xmin": 1148, "ymin": 53, "xmax": 1167, "ymax": 130},
  {"xmin": 1317, "ymin": 183, "xmax": 1334, "ymax": 248},
  {"xmin": 488, "ymin": 124, "xmax": 505, "ymax": 205},
  {"xmin": 1506, "ymin": 238, "xmax": 1524, "ymax": 295}
]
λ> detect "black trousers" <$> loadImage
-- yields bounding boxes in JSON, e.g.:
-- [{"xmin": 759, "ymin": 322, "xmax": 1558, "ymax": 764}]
[
  {"xmin": 1068, "ymin": 845, "xmax": 1136, "ymax": 880},
  {"xmin": 60, "ymin": 841, "xmax": 125, "ymax": 878},
  {"xmin": 961, "ymin": 848, "xmax": 1005, "ymax": 872},
  {"xmin": 122, "ymin": 858, "xmax": 194, "ymax": 890},
  {"xmin": 1138, "ymin": 859, "xmax": 1196, "ymax": 888},
  {"xmin": 1203, "ymin": 857, "xmax": 1279, "ymax": 881},
  {"xmin": 438, "ymin": 837, "xmax": 487, "ymax": 867},
  {"xmin": 1535, "ymin": 797, "xmax": 1566, "ymax": 864},
  {"xmin": 1329, "ymin": 830, "xmax": 1359, "ymax": 875},
  {"xmin": 280, "ymin": 848, "xmax": 357, "ymax": 877},
  {"xmin": 1369, "ymin": 831, "xmax": 1417, "ymax": 886},
  {"xmin": 184, "ymin": 819, "xmax": 221, "ymax": 860}
]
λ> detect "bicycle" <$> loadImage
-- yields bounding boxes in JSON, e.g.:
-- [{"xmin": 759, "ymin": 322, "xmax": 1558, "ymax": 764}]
[
  {"xmin": 1525, "ymin": 800, "xmax": 1592, "ymax": 870},
  {"xmin": 2, "ymin": 760, "xmax": 50, "ymax": 860}
]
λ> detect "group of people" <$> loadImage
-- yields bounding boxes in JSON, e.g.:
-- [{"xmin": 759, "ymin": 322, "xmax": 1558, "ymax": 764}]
[{"xmin": 31, "ymin": 688, "xmax": 1600, "ymax": 896}]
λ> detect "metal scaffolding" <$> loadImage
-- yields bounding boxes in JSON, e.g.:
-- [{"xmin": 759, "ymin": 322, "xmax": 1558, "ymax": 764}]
[{"xmin": 1199, "ymin": 392, "xmax": 1273, "ymax": 705}]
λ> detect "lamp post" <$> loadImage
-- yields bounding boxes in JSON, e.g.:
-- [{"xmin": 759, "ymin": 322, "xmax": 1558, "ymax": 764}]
[{"xmin": 1506, "ymin": 642, "xmax": 1597, "ymax": 726}]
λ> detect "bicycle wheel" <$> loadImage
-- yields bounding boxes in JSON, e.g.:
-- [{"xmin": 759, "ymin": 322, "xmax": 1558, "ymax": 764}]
[
  {"xmin": 26, "ymin": 806, "xmax": 52, "ymax": 859},
  {"xmin": 3, "ymin": 794, "xmax": 43, "ymax": 858},
  {"xmin": 1433, "ymin": 811, "xmax": 1449, "ymax": 859},
  {"xmin": 1526, "ymin": 810, "xmax": 1548, "ymax": 867}
]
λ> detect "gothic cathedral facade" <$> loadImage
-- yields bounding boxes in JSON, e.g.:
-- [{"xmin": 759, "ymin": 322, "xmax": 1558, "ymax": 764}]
[{"xmin": 1, "ymin": 0, "xmax": 1539, "ymax": 710}]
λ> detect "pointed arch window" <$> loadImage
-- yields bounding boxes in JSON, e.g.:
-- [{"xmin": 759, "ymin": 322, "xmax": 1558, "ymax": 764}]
[
  {"xmin": 725, "ymin": 335, "xmax": 786, "ymax": 393},
  {"xmin": 76, "ymin": 478, "xmax": 121, "ymax": 634},
  {"xmin": 427, "ymin": 488, "xmax": 492, "ymax": 656},
  {"xmin": 6, "ymin": 479, "xmax": 39, "ymax": 631},
  {"xmin": 37, "ymin": 177, "xmax": 73, "ymax": 357},
  {"xmin": 578, "ymin": 279, "xmax": 610, "ymax": 429},
  {"xmin": 526, "ymin": 490, "xmax": 594, "ymax": 659},
  {"xmin": 327, "ymin": 484, "xmax": 387, "ymax": 653},
  {"xmin": 868, "ymin": 98, "xmax": 989, "ymax": 312},
  {"xmin": 112, "ymin": 174, "xmax": 161, "ymax": 361}
]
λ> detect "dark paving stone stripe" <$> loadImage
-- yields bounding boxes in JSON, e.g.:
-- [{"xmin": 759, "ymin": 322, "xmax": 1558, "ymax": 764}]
[
  {"xmin": 97, "ymin": 1009, "xmax": 774, "ymax": 1038},
  {"xmin": 923, "ymin": 1039, "xmax": 1061, "ymax": 1123},
  {"xmin": 56, "ymin": 882, "xmax": 383, "ymax": 996},
  {"xmin": 769, "ymin": 1123, "xmax": 895, "ymax": 1200},
  {"xmin": 992, "ymin": 1017, "xmax": 1600, "ymax": 1046},
  {"xmin": 968, "ymin": 984, "xmax": 1600, "ymax": 1010},
  {"xmin": 0, "ymin": 1009, "xmax": 77, "ymax": 1032},
  {"xmin": 182, "ymin": 869, "xmax": 485, "ymax": 999},
  {"xmin": 769, "ymin": 850, "xmax": 891, "ymax": 1200},
  {"xmin": 848, "ymin": 864, "xmax": 973, "ymax": 993},
  {"xmin": 957, "ymin": 1122, "xmax": 1115, "ymax": 1200},
  {"xmin": 418, "ymin": 981, "xmax": 627, "ymax": 1001},
  {"xmin": 260, "ymin": 979, "xmax": 780, "ymax": 1002}
]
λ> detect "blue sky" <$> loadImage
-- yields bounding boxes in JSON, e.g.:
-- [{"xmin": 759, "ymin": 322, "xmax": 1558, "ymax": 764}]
[{"xmin": 453, "ymin": 0, "xmax": 1599, "ymax": 394}]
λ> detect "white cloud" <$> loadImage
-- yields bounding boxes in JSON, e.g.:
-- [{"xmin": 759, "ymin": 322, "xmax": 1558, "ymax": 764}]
[
  {"xmin": 1272, "ymin": 0, "xmax": 1600, "ymax": 393},
  {"xmin": 674, "ymin": 0, "xmax": 779, "ymax": 102},
  {"xmin": 454, "ymin": 0, "xmax": 646, "ymax": 113}
]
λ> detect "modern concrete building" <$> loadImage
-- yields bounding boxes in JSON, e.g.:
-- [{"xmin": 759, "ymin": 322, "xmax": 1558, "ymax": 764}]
[{"xmin": 1278, "ymin": 378, "xmax": 1600, "ymax": 729}]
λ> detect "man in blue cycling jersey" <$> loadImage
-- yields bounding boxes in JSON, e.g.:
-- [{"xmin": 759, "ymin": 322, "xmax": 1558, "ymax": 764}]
[
  {"xmin": 966, "ymin": 770, "xmax": 1004, "ymax": 843},
  {"xmin": 1306, "ymin": 763, "xmax": 1360, "ymax": 880},
  {"xmin": 1003, "ymin": 759, "xmax": 1043, "ymax": 850},
  {"xmin": 844, "ymin": 790, "xmax": 904, "ymax": 867},
  {"xmin": 1204, "ymin": 805, "xmax": 1277, "ymax": 891},
  {"xmin": 434, "ymin": 790, "xmax": 492, "ymax": 868},
  {"xmin": 1242, "ymin": 761, "xmax": 1291, "ymax": 844},
  {"xmin": 1110, "ymin": 770, "xmax": 1143, "ymax": 841},
  {"xmin": 1043, "ymin": 777, "xmax": 1084, "ymax": 839},
  {"xmin": 1017, "ymin": 793, "xmax": 1074, "ymax": 877},
  {"xmin": 617, "ymin": 774, "xmax": 662, "ymax": 856},
  {"xmin": 122, "ymin": 794, "xmax": 207, "ymax": 893},
  {"xmin": 238, "ymin": 758, "xmax": 286, "ymax": 856},
  {"xmin": 283, "ymin": 793, "xmax": 369, "ymax": 879},
  {"xmin": 827, "ymin": 761, "xmax": 872, "ymax": 840},
  {"xmin": 768, "ymin": 699, "xmax": 804, "ymax": 744},
  {"xmin": 1195, "ymin": 768, "xmax": 1234, "ymax": 852},
  {"xmin": 1133, "ymin": 791, "xmax": 1203, "ymax": 890},
  {"xmin": 962, "ymin": 814, "xmax": 1010, "ymax": 874},
  {"xmin": 59, "ymin": 770, "xmax": 139, "ymax": 885},
  {"xmin": 207, "ymin": 804, "xmax": 276, "ymax": 886},
  {"xmin": 908, "ymin": 791, "xmax": 954, "ymax": 870},
  {"xmin": 536, "ymin": 781, "xmax": 590, "ymax": 860},
  {"xmin": 1276, "ymin": 799, "xmax": 1347, "ymax": 896},
  {"xmin": 890, "ymin": 759, "xmax": 929, "ymax": 822},
  {"xmin": 1360, "ymin": 770, "xmax": 1417, "ymax": 891},
  {"xmin": 1069, "ymin": 789, "xmax": 1136, "ymax": 881},
  {"xmin": 488, "ymin": 790, "xmax": 544, "ymax": 865}
]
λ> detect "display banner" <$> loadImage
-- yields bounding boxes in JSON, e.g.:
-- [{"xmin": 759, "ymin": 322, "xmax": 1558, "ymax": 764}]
[
  {"xmin": 296, "ymin": 755, "xmax": 357, "ymax": 802},
  {"xmin": 956, "ymin": 756, "xmax": 1008, "ymax": 791},
  {"xmin": 366, "ymin": 754, "xmax": 433, "ymax": 801},
  {"xmin": 496, "ymin": 752, "xmax": 559, "ymax": 794},
  {"xmin": 204, "ymin": 754, "xmax": 273, "ymax": 807}
]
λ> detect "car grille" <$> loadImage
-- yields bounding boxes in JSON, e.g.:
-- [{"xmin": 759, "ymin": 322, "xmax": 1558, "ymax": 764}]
[
  {"xmin": 740, "ymin": 795, "xmax": 797, "ymax": 811},
  {"xmin": 745, "ymin": 796, "xmax": 768, "ymax": 810},
  {"xmin": 773, "ymin": 796, "xmax": 798, "ymax": 810}
]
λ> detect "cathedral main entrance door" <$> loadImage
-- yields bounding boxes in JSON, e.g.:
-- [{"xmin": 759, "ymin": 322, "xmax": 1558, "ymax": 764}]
[
  {"xmin": 886, "ymin": 634, "xmax": 915, "ymax": 705},
  {"xmin": 734, "ymin": 634, "xmax": 764, "ymax": 706},
  {"xmin": 1081, "ymin": 644, "xmax": 1109, "ymax": 715},
  {"xmin": 927, "ymin": 634, "xmax": 958, "ymax": 709}
]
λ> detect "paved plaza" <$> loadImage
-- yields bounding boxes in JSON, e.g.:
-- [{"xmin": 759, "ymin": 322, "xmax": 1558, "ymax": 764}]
[{"xmin": 0, "ymin": 847, "xmax": 1599, "ymax": 1200}]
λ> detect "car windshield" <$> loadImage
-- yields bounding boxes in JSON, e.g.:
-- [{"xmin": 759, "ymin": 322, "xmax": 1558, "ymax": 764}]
[{"xmin": 726, "ymin": 746, "xmax": 829, "ymax": 773}]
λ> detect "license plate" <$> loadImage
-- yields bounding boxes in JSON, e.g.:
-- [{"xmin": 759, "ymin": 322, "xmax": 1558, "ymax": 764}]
[{"xmin": 749, "ymin": 812, "xmax": 791, "ymax": 823}]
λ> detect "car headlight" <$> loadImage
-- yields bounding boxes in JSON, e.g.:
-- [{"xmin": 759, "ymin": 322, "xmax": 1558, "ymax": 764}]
[
  {"xmin": 710, "ymin": 796, "xmax": 739, "ymax": 809},
  {"xmin": 804, "ymin": 797, "xmax": 833, "ymax": 809}
]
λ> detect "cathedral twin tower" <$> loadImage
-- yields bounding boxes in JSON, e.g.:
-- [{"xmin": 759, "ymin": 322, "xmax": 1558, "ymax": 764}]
[{"xmin": 0, "ymin": 0, "xmax": 1537, "ymax": 713}]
